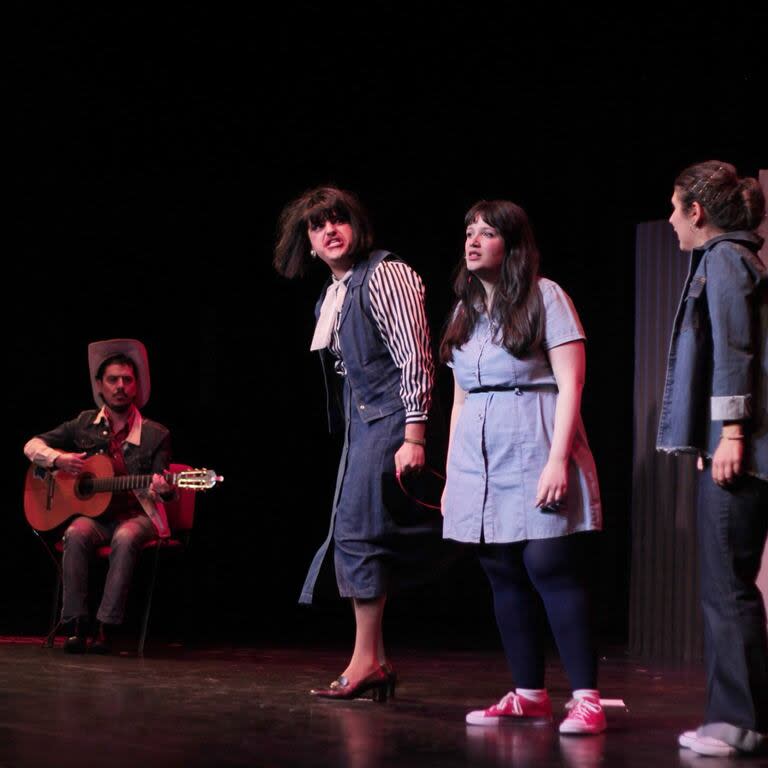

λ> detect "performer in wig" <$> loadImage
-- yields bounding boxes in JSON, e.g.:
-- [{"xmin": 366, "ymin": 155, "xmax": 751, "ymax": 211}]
[{"xmin": 274, "ymin": 186, "xmax": 436, "ymax": 701}]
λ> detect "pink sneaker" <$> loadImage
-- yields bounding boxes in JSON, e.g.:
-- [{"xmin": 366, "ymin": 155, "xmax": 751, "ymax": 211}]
[
  {"xmin": 559, "ymin": 696, "xmax": 606, "ymax": 735},
  {"xmin": 466, "ymin": 691, "xmax": 552, "ymax": 725}
]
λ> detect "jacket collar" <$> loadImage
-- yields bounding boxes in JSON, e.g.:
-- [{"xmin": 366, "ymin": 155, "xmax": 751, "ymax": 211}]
[
  {"xmin": 92, "ymin": 406, "xmax": 143, "ymax": 446},
  {"xmin": 695, "ymin": 230, "xmax": 764, "ymax": 254}
]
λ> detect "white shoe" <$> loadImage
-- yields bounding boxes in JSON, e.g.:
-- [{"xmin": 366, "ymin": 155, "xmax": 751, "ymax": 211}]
[
  {"xmin": 678, "ymin": 730, "xmax": 736, "ymax": 756},
  {"xmin": 678, "ymin": 731, "xmax": 696, "ymax": 749}
]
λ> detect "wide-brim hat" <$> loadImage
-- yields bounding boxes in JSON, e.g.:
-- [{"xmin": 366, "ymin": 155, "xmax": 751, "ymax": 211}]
[{"xmin": 88, "ymin": 339, "xmax": 151, "ymax": 409}]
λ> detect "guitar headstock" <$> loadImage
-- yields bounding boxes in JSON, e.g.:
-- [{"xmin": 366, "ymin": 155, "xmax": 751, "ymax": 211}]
[{"xmin": 174, "ymin": 469, "xmax": 223, "ymax": 491}]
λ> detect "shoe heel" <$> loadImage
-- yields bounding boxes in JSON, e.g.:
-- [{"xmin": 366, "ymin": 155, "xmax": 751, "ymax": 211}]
[
  {"xmin": 371, "ymin": 682, "xmax": 389, "ymax": 703},
  {"xmin": 388, "ymin": 677, "xmax": 396, "ymax": 699}
]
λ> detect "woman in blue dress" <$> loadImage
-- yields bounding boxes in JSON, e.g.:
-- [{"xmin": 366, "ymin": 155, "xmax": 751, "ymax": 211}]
[{"xmin": 441, "ymin": 200, "xmax": 604, "ymax": 734}]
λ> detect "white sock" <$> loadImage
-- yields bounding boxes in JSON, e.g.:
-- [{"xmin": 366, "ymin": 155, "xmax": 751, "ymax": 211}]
[
  {"xmin": 572, "ymin": 689, "xmax": 600, "ymax": 701},
  {"xmin": 516, "ymin": 688, "xmax": 548, "ymax": 702}
]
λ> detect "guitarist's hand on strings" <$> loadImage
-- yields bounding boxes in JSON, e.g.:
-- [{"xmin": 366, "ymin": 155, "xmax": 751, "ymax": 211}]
[
  {"xmin": 54, "ymin": 452, "xmax": 87, "ymax": 474},
  {"xmin": 150, "ymin": 473, "xmax": 174, "ymax": 501}
]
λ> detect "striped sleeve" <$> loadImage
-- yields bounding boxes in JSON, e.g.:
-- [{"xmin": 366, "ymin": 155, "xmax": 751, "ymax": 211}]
[{"xmin": 369, "ymin": 260, "xmax": 434, "ymax": 422}]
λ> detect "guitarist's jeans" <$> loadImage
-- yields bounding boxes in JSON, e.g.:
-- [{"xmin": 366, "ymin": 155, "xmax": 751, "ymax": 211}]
[{"xmin": 62, "ymin": 514, "xmax": 157, "ymax": 625}]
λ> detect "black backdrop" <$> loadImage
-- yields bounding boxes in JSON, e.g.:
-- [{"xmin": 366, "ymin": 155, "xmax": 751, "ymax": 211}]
[{"xmin": 5, "ymin": 6, "xmax": 766, "ymax": 650}]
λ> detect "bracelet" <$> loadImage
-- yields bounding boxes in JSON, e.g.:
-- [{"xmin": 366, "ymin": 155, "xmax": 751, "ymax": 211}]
[
  {"xmin": 404, "ymin": 437, "xmax": 426, "ymax": 447},
  {"xmin": 722, "ymin": 434, "xmax": 745, "ymax": 441}
]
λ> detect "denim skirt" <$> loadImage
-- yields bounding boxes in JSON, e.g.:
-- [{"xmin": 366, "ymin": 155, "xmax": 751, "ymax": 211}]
[{"xmin": 299, "ymin": 380, "xmax": 444, "ymax": 603}]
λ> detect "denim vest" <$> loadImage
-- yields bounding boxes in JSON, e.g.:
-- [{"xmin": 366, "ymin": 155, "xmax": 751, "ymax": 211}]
[
  {"xmin": 316, "ymin": 250, "xmax": 404, "ymax": 429},
  {"xmin": 657, "ymin": 231, "xmax": 768, "ymax": 481}
]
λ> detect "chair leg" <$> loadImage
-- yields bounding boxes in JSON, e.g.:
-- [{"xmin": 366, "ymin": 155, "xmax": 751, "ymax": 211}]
[
  {"xmin": 43, "ymin": 569, "xmax": 63, "ymax": 648},
  {"xmin": 33, "ymin": 530, "xmax": 63, "ymax": 648},
  {"xmin": 138, "ymin": 541, "xmax": 162, "ymax": 657}
]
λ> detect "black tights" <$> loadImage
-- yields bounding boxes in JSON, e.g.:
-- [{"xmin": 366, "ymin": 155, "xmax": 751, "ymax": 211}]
[{"xmin": 478, "ymin": 534, "xmax": 597, "ymax": 690}]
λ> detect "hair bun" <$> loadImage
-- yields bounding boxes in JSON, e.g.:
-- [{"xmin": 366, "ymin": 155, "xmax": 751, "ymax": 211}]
[{"xmin": 738, "ymin": 177, "xmax": 766, "ymax": 231}]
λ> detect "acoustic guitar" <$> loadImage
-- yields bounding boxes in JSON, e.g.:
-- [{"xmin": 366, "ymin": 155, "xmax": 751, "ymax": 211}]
[{"xmin": 24, "ymin": 453, "xmax": 223, "ymax": 531}]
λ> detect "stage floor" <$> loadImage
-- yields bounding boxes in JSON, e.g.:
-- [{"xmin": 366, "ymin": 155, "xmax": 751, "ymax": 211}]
[{"xmin": 0, "ymin": 638, "xmax": 765, "ymax": 767}]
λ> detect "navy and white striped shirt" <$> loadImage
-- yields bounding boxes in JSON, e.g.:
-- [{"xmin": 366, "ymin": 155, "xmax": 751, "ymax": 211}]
[{"xmin": 329, "ymin": 260, "xmax": 434, "ymax": 422}]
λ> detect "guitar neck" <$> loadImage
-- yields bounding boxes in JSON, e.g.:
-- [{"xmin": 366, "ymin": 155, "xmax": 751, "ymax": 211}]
[{"xmin": 89, "ymin": 472, "xmax": 177, "ymax": 494}]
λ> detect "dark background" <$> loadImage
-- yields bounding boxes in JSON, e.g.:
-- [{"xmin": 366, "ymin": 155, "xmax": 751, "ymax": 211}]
[{"xmin": 5, "ymin": 6, "xmax": 766, "ymax": 649}]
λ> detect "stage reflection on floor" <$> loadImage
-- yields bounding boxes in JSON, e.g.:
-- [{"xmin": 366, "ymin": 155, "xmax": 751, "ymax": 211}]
[{"xmin": 0, "ymin": 639, "xmax": 765, "ymax": 767}]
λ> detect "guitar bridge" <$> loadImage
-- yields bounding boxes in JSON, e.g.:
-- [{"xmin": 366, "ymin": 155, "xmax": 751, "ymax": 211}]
[{"xmin": 45, "ymin": 472, "xmax": 55, "ymax": 510}]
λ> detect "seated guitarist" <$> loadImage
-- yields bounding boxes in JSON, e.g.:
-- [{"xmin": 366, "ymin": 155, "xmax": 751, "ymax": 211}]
[{"xmin": 24, "ymin": 338, "xmax": 174, "ymax": 653}]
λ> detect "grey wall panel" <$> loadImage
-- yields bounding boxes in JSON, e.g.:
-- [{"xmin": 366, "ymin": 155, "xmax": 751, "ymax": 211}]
[
  {"xmin": 630, "ymin": 221, "xmax": 701, "ymax": 661},
  {"xmin": 758, "ymin": 170, "xmax": 768, "ymax": 613}
]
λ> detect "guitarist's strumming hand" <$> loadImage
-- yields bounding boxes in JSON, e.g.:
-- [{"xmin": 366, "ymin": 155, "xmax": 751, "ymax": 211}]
[{"xmin": 54, "ymin": 452, "xmax": 87, "ymax": 475}]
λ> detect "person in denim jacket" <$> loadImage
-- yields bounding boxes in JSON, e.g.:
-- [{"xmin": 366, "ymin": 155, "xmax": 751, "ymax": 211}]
[
  {"xmin": 657, "ymin": 161, "xmax": 767, "ymax": 756},
  {"xmin": 24, "ymin": 339, "xmax": 174, "ymax": 654}
]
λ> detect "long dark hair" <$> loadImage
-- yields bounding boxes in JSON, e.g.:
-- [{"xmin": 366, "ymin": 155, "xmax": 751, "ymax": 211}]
[
  {"xmin": 675, "ymin": 160, "xmax": 765, "ymax": 232},
  {"xmin": 440, "ymin": 200, "xmax": 544, "ymax": 363},
  {"xmin": 273, "ymin": 186, "xmax": 374, "ymax": 278}
]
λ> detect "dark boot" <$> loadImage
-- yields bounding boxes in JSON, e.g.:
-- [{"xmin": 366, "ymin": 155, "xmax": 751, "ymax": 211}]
[
  {"xmin": 89, "ymin": 622, "xmax": 112, "ymax": 655},
  {"xmin": 63, "ymin": 618, "xmax": 88, "ymax": 654}
]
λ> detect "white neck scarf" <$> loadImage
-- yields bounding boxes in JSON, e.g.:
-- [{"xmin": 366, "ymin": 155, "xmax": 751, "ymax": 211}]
[{"xmin": 310, "ymin": 274, "xmax": 350, "ymax": 351}]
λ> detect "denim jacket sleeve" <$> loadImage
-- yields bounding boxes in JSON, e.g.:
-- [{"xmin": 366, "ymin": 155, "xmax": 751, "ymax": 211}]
[
  {"xmin": 23, "ymin": 411, "xmax": 102, "ymax": 467},
  {"xmin": 33, "ymin": 416, "xmax": 82, "ymax": 450},
  {"xmin": 148, "ymin": 426, "xmax": 171, "ymax": 474},
  {"xmin": 705, "ymin": 244, "xmax": 760, "ymax": 421}
]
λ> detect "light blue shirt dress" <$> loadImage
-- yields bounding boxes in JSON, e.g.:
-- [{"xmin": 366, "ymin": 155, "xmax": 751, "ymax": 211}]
[{"xmin": 443, "ymin": 278, "xmax": 602, "ymax": 544}]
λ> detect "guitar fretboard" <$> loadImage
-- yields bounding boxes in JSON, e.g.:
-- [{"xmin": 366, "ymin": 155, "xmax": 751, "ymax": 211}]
[{"xmin": 87, "ymin": 473, "xmax": 178, "ymax": 494}]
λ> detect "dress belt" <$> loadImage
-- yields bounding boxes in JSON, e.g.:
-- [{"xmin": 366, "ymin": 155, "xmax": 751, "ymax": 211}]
[{"xmin": 467, "ymin": 384, "xmax": 558, "ymax": 394}]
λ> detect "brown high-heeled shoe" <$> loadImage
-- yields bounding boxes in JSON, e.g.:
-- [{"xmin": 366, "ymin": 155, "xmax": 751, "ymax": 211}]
[
  {"xmin": 310, "ymin": 665, "xmax": 390, "ymax": 702},
  {"xmin": 381, "ymin": 661, "xmax": 397, "ymax": 699}
]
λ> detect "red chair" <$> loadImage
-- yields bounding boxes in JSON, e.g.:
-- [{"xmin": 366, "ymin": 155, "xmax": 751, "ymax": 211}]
[{"xmin": 37, "ymin": 463, "xmax": 196, "ymax": 656}]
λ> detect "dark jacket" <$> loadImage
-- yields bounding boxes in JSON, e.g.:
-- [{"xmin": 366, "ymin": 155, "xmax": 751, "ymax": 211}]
[
  {"xmin": 657, "ymin": 231, "xmax": 768, "ymax": 481},
  {"xmin": 29, "ymin": 408, "xmax": 172, "ymax": 535}
]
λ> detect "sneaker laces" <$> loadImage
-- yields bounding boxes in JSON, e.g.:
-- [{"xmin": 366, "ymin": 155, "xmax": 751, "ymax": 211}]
[
  {"xmin": 564, "ymin": 697, "xmax": 601, "ymax": 722},
  {"xmin": 489, "ymin": 691, "xmax": 525, "ymax": 715}
]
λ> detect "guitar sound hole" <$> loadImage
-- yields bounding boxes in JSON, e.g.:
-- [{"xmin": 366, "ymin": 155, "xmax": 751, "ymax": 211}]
[{"xmin": 75, "ymin": 473, "xmax": 96, "ymax": 499}]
